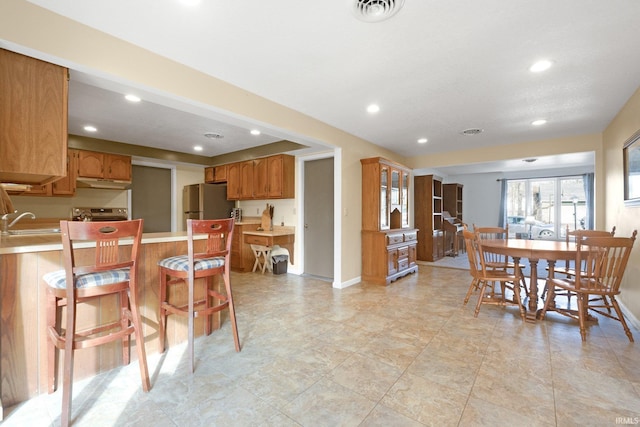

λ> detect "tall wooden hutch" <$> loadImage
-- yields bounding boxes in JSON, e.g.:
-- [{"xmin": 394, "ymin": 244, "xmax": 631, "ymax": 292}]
[
  {"xmin": 414, "ymin": 174, "xmax": 444, "ymax": 261},
  {"xmin": 361, "ymin": 157, "xmax": 418, "ymax": 285}
]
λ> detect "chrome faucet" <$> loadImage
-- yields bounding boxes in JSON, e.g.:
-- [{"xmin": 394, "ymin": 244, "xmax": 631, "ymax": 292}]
[{"xmin": 1, "ymin": 211, "xmax": 36, "ymax": 235}]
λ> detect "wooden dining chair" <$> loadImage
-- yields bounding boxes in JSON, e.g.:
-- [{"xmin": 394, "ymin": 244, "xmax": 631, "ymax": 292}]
[
  {"xmin": 158, "ymin": 218, "xmax": 240, "ymax": 373},
  {"xmin": 540, "ymin": 230, "xmax": 637, "ymax": 342},
  {"xmin": 462, "ymin": 229, "xmax": 526, "ymax": 320},
  {"xmin": 543, "ymin": 226, "xmax": 617, "ymax": 307},
  {"xmin": 43, "ymin": 219, "xmax": 150, "ymax": 427},
  {"xmin": 473, "ymin": 224, "xmax": 529, "ymax": 297}
]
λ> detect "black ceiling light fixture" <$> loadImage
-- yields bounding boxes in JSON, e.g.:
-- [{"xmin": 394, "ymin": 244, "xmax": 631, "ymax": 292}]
[{"xmin": 352, "ymin": 0, "xmax": 405, "ymax": 23}]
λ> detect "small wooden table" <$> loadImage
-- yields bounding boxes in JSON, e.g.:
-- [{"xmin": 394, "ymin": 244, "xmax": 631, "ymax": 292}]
[
  {"xmin": 480, "ymin": 239, "xmax": 577, "ymax": 321},
  {"xmin": 243, "ymin": 229, "xmax": 295, "ymax": 268}
]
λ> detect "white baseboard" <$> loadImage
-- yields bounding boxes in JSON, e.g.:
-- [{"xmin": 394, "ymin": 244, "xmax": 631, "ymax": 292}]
[{"xmin": 334, "ymin": 276, "xmax": 360, "ymax": 289}]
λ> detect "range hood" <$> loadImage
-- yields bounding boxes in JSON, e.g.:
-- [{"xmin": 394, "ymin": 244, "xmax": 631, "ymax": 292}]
[{"xmin": 76, "ymin": 177, "xmax": 131, "ymax": 190}]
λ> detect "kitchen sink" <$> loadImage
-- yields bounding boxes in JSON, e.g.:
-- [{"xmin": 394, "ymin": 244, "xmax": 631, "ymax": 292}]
[{"xmin": 7, "ymin": 228, "xmax": 62, "ymax": 235}]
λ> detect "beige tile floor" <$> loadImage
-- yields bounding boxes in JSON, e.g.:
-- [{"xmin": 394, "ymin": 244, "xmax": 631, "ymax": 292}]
[{"xmin": 4, "ymin": 264, "xmax": 640, "ymax": 426}]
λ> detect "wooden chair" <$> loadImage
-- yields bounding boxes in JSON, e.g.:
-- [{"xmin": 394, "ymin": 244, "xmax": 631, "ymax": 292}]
[
  {"xmin": 473, "ymin": 224, "xmax": 529, "ymax": 297},
  {"xmin": 462, "ymin": 229, "xmax": 526, "ymax": 320},
  {"xmin": 158, "ymin": 218, "xmax": 240, "ymax": 373},
  {"xmin": 540, "ymin": 230, "xmax": 637, "ymax": 342},
  {"xmin": 543, "ymin": 226, "xmax": 617, "ymax": 307},
  {"xmin": 43, "ymin": 219, "xmax": 150, "ymax": 427}
]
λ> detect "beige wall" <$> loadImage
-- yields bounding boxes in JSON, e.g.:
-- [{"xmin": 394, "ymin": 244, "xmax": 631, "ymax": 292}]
[
  {"xmin": 2, "ymin": 0, "xmax": 638, "ymax": 304},
  {"xmin": 603, "ymin": 87, "xmax": 640, "ymax": 323},
  {"xmin": 0, "ymin": 0, "xmax": 404, "ymax": 285}
]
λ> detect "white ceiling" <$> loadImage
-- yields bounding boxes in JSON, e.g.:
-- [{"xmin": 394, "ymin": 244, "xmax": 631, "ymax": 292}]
[{"xmin": 18, "ymin": 0, "xmax": 640, "ymax": 173}]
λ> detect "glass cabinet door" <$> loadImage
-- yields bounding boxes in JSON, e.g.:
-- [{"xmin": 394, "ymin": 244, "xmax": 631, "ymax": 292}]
[
  {"xmin": 391, "ymin": 169, "xmax": 400, "ymax": 206},
  {"xmin": 380, "ymin": 166, "xmax": 389, "ymax": 229},
  {"xmin": 402, "ymin": 172, "xmax": 409, "ymax": 227}
]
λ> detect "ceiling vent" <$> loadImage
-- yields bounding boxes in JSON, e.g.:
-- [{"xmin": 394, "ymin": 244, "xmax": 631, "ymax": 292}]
[
  {"xmin": 460, "ymin": 128, "xmax": 484, "ymax": 136},
  {"xmin": 204, "ymin": 132, "xmax": 224, "ymax": 139},
  {"xmin": 352, "ymin": 0, "xmax": 405, "ymax": 23}
]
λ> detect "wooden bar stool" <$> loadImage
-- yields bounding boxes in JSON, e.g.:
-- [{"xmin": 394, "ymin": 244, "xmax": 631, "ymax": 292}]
[
  {"xmin": 158, "ymin": 218, "xmax": 240, "ymax": 373},
  {"xmin": 43, "ymin": 219, "xmax": 150, "ymax": 427}
]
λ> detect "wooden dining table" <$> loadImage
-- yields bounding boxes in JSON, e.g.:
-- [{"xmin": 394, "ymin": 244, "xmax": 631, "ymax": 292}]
[{"xmin": 480, "ymin": 238, "xmax": 577, "ymax": 322}]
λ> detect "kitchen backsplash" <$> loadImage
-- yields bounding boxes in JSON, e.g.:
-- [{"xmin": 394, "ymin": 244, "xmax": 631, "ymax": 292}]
[
  {"xmin": 238, "ymin": 199, "xmax": 297, "ymax": 226},
  {"xmin": 9, "ymin": 188, "xmax": 128, "ymax": 219}
]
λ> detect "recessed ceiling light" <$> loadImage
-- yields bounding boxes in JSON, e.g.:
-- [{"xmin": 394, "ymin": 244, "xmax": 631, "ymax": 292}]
[
  {"xmin": 204, "ymin": 132, "xmax": 223, "ymax": 139},
  {"xmin": 125, "ymin": 94, "xmax": 141, "ymax": 103},
  {"xmin": 529, "ymin": 60, "xmax": 553, "ymax": 73},
  {"xmin": 531, "ymin": 119, "xmax": 547, "ymax": 126},
  {"xmin": 194, "ymin": 145, "xmax": 203, "ymax": 152},
  {"xmin": 84, "ymin": 125, "xmax": 97, "ymax": 132},
  {"xmin": 367, "ymin": 104, "xmax": 380, "ymax": 114},
  {"xmin": 417, "ymin": 138, "xmax": 428, "ymax": 144},
  {"xmin": 250, "ymin": 129, "xmax": 261, "ymax": 136},
  {"xmin": 179, "ymin": 0, "xmax": 201, "ymax": 6}
]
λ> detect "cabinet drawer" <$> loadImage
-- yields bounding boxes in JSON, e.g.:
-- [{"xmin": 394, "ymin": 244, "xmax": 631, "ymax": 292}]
[
  {"xmin": 404, "ymin": 231, "xmax": 417, "ymax": 242},
  {"xmin": 387, "ymin": 233, "xmax": 404, "ymax": 245},
  {"xmin": 398, "ymin": 258, "xmax": 409, "ymax": 271},
  {"xmin": 244, "ymin": 235, "xmax": 270, "ymax": 246},
  {"xmin": 397, "ymin": 246, "xmax": 409, "ymax": 259}
]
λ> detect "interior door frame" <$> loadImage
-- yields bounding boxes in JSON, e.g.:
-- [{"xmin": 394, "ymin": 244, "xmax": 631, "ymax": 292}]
[{"xmin": 296, "ymin": 148, "xmax": 342, "ymax": 287}]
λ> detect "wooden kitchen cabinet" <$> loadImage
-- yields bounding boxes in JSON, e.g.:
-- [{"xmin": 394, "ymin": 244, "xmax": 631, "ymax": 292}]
[
  {"xmin": 252, "ymin": 157, "xmax": 268, "ymax": 199},
  {"xmin": 105, "ymin": 154, "xmax": 131, "ymax": 180},
  {"xmin": 240, "ymin": 160, "xmax": 254, "ymax": 199},
  {"xmin": 51, "ymin": 149, "xmax": 78, "ymax": 195},
  {"xmin": 0, "ymin": 49, "xmax": 68, "ymax": 185},
  {"xmin": 226, "ymin": 162, "xmax": 241, "ymax": 200},
  {"xmin": 204, "ymin": 165, "xmax": 227, "ymax": 183},
  {"xmin": 230, "ymin": 222, "xmax": 260, "ymax": 272},
  {"xmin": 267, "ymin": 154, "xmax": 295, "ymax": 198},
  {"xmin": 224, "ymin": 155, "xmax": 295, "ymax": 200},
  {"xmin": 361, "ymin": 157, "xmax": 417, "ymax": 285},
  {"xmin": 11, "ymin": 149, "xmax": 78, "ymax": 197},
  {"xmin": 77, "ymin": 150, "xmax": 131, "ymax": 181}
]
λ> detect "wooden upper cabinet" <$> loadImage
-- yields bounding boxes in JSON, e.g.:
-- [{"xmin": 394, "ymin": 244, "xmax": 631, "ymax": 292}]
[
  {"xmin": 51, "ymin": 149, "xmax": 78, "ymax": 196},
  {"xmin": 77, "ymin": 150, "xmax": 104, "ymax": 178},
  {"xmin": 205, "ymin": 167, "xmax": 214, "ymax": 183},
  {"xmin": 77, "ymin": 150, "xmax": 131, "ymax": 181},
  {"xmin": 267, "ymin": 154, "xmax": 295, "ymax": 199},
  {"xmin": 223, "ymin": 154, "xmax": 295, "ymax": 200},
  {"xmin": 240, "ymin": 160, "xmax": 254, "ymax": 199},
  {"xmin": 204, "ymin": 165, "xmax": 228, "ymax": 184},
  {"xmin": 0, "ymin": 49, "xmax": 68, "ymax": 185},
  {"xmin": 252, "ymin": 158, "xmax": 269, "ymax": 199},
  {"xmin": 226, "ymin": 162, "xmax": 241, "ymax": 200},
  {"xmin": 105, "ymin": 154, "xmax": 131, "ymax": 181}
]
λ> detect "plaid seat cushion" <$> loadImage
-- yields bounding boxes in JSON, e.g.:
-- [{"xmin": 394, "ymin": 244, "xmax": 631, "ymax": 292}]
[
  {"xmin": 43, "ymin": 268, "xmax": 130, "ymax": 289},
  {"xmin": 158, "ymin": 255, "xmax": 225, "ymax": 272}
]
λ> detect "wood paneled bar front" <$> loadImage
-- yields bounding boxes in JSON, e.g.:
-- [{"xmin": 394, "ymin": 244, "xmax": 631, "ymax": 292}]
[{"xmin": 0, "ymin": 232, "xmax": 224, "ymax": 413}]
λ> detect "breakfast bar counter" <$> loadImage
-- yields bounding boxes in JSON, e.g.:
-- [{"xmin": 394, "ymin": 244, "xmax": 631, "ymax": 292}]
[{"xmin": 0, "ymin": 231, "xmax": 215, "ymax": 412}]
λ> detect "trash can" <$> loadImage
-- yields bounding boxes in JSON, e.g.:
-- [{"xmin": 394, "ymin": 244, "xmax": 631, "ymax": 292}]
[{"xmin": 271, "ymin": 247, "xmax": 289, "ymax": 275}]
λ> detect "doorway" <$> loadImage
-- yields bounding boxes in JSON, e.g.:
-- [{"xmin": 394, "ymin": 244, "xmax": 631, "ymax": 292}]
[
  {"xmin": 131, "ymin": 164, "xmax": 172, "ymax": 232},
  {"xmin": 303, "ymin": 157, "xmax": 334, "ymax": 280}
]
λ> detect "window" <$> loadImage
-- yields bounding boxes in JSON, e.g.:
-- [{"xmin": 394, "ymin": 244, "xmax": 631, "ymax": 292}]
[{"xmin": 504, "ymin": 176, "xmax": 588, "ymax": 240}]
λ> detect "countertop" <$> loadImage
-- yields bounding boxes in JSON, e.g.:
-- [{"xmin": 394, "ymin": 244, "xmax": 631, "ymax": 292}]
[
  {"xmin": 0, "ymin": 231, "xmax": 205, "ymax": 255},
  {"xmin": 243, "ymin": 226, "xmax": 295, "ymax": 237}
]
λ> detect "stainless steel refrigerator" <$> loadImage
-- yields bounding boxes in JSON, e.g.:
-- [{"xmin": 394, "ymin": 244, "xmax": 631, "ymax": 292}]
[{"xmin": 183, "ymin": 183, "xmax": 234, "ymax": 227}]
